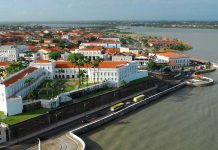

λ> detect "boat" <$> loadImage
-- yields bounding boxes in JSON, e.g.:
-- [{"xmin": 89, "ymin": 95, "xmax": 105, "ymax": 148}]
[
  {"xmin": 186, "ymin": 74, "xmax": 214, "ymax": 87},
  {"xmin": 212, "ymin": 62, "xmax": 218, "ymax": 69}
]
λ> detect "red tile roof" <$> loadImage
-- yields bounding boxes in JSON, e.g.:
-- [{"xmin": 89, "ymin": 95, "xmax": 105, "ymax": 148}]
[
  {"xmin": 36, "ymin": 60, "xmax": 51, "ymax": 63},
  {"xmin": 2, "ymin": 67, "xmax": 38, "ymax": 87},
  {"xmin": 80, "ymin": 46, "xmax": 104, "ymax": 51},
  {"xmin": 55, "ymin": 61, "xmax": 129, "ymax": 69},
  {"xmin": 105, "ymin": 48, "xmax": 120, "ymax": 54},
  {"xmin": 155, "ymin": 52, "xmax": 187, "ymax": 58},
  {"xmin": 0, "ymin": 62, "xmax": 10, "ymax": 67},
  {"xmin": 85, "ymin": 41, "xmax": 121, "ymax": 44},
  {"xmin": 168, "ymin": 62, "xmax": 179, "ymax": 65}
]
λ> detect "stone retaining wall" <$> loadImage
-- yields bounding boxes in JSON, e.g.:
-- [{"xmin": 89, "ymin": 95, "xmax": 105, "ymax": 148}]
[{"xmin": 71, "ymin": 82, "xmax": 187, "ymax": 135}]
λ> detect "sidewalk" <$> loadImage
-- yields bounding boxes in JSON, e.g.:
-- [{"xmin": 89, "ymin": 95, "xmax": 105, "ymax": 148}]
[{"xmin": 0, "ymin": 85, "xmax": 157, "ymax": 149}]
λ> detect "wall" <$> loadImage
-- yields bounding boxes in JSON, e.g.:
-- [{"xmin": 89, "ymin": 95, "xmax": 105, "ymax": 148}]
[
  {"xmin": 71, "ymin": 82, "xmax": 187, "ymax": 135},
  {"xmin": 6, "ymin": 79, "xmax": 155, "ymax": 141},
  {"xmin": 8, "ymin": 114, "xmax": 50, "ymax": 140},
  {"xmin": 6, "ymin": 97, "xmax": 23, "ymax": 116}
]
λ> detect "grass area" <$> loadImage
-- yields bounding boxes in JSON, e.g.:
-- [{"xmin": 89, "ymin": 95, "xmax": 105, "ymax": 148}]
[
  {"xmin": 0, "ymin": 108, "xmax": 50, "ymax": 126},
  {"xmin": 0, "ymin": 111, "xmax": 5, "ymax": 116},
  {"xmin": 25, "ymin": 79, "xmax": 95, "ymax": 100}
]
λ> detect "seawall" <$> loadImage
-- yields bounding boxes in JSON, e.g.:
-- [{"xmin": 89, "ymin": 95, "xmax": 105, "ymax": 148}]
[{"xmin": 71, "ymin": 82, "xmax": 187, "ymax": 138}]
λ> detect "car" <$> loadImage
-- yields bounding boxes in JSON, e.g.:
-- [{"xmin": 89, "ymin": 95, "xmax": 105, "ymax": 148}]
[{"xmin": 81, "ymin": 119, "xmax": 90, "ymax": 123}]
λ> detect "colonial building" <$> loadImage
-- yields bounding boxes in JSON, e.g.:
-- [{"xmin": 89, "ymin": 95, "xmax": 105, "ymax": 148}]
[
  {"xmin": 0, "ymin": 45, "xmax": 19, "ymax": 62},
  {"xmin": 111, "ymin": 53, "xmax": 134, "ymax": 62},
  {"xmin": 81, "ymin": 41, "xmax": 121, "ymax": 49},
  {"xmin": 0, "ymin": 67, "xmax": 45, "ymax": 116},
  {"xmin": 75, "ymin": 46, "xmax": 109, "ymax": 60},
  {"xmin": 149, "ymin": 52, "xmax": 189, "ymax": 66},
  {"xmin": 30, "ymin": 60, "xmax": 148, "ymax": 87},
  {"xmin": 134, "ymin": 54, "xmax": 151, "ymax": 69}
]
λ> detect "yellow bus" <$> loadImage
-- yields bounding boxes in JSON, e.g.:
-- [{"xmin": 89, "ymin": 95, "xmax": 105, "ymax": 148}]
[
  {"xmin": 133, "ymin": 94, "xmax": 145, "ymax": 103},
  {"xmin": 110, "ymin": 103, "xmax": 125, "ymax": 112}
]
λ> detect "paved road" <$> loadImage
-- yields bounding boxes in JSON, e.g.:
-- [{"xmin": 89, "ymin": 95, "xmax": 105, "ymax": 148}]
[
  {"xmin": 6, "ymin": 86, "xmax": 158, "ymax": 150},
  {"xmin": 27, "ymin": 134, "xmax": 78, "ymax": 150}
]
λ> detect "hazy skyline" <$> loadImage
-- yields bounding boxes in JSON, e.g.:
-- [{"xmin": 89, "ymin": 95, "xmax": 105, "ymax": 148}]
[{"xmin": 0, "ymin": 0, "xmax": 218, "ymax": 22}]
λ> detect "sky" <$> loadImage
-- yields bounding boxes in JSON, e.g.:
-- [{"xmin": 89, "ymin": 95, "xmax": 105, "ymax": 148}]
[{"xmin": 0, "ymin": 0, "xmax": 218, "ymax": 22}]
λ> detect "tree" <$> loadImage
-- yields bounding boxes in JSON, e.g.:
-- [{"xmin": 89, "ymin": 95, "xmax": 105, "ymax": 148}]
[
  {"xmin": 78, "ymin": 69, "xmax": 86, "ymax": 85},
  {"xmin": 121, "ymin": 80, "xmax": 127, "ymax": 87},
  {"xmin": 5, "ymin": 62, "xmax": 26, "ymax": 76},
  {"xmin": 0, "ymin": 68, "xmax": 5, "ymax": 79},
  {"xmin": 67, "ymin": 53, "xmax": 85, "ymax": 88},
  {"xmin": 39, "ymin": 39, "xmax": 44, "ymax": 43},
  {"xmin": 147, "ymin": 61, "xmax": 157, "ymax": 71},
  {"xmin": 48, "ymin": 51, "xmax": 61, "ymax": 61},
  {"xmin": 163, "ymin": 67, "xmax": 172, "ymax": 73},
  {"xmin": 92, "ymin": 57, "xmax": 103, "ymax": 83},
  {"xmin": 24, "ymin": 51, "xmax": 33, "ymax": 63},
  {"xmin": 84, "ymin": 57, "xmax": 91, "ymax": 86},
  {"xmin": 25, "ymin": 77, "xmax": 34, "ymax": 85},
  {"xmin": 66, "ymin": 43, "xmax": 77, "ymax": 49}
]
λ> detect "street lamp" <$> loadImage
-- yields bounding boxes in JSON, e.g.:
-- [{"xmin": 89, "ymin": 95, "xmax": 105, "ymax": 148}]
[{"xmin": 37, "ymin": 138, "xmax": 42, "ymax": 150}]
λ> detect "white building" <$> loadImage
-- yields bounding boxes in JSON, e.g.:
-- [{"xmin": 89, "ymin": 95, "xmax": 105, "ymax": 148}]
[
  {"xmin": 111, "ymin": 53, "xmax": 133, "ymax": 62},
  {"xmin": 19, "ymin": 51, "xmax": 40, "ymax": 62},
  {"xmin": 149, "ymin": 52, "xmax": 189, "ymax": 66},
  {"xmin": 0, "ymin": 67, "xmax": 45, "ymax": 116},
  {"xmin": 31, "ymin": 60, "xmax": 148, "ymax": 87},
  {"xmin": 0, "ymin": 45, "xmax": 19, "ymax": 62},
  {"xmin": 134, "ymin": 55, "xmax": 151, "ymax": 69},
  {"xmin": 75, "ymin": 46, "xmax": 108, "ymax": 60},
  {"xmin": 81, "ymin": 41, "xmax": 121, "ymax": 48}
]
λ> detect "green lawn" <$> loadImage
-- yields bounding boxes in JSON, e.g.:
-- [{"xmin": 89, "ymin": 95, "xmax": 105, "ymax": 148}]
[
  {"xmin": 24, "ymin": 79, "xmax": 96, "ymax": 100},
  {"xmin": 0, "ymin": 108, "xmax": 50, "ymax": 126}
]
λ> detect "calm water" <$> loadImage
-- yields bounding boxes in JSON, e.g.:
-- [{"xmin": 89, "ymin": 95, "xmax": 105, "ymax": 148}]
[{"xmin": 82, "ymin": 27, "xmax": 218, "ymax": 150}]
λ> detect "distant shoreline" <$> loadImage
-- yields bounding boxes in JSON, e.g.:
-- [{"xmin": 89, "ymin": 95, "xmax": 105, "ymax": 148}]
[{"xmin": 1, "ymin": 21, "xmax": 218, "ymax": 30}]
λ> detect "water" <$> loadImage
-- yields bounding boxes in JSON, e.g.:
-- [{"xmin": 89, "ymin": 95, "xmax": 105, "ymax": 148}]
[{"xmin": 82, "ymin": 27, "xmax": 218, "ymax": 150}]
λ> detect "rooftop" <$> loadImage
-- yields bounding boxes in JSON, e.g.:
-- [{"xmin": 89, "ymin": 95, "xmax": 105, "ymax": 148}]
[
  {"xmin": 80, "ymin": 46, "xmax": 104, "ymax": 51},
  {"xmin": 1, "ymin": 67, "xmax": 38, "ymax": 87},
  {"xmin": 55, "ymin": 61, "xmax": 129, "ymax": 69},
  {"xmin": 0, "ymin": 62, "xmax": 11, "ymax": 67},
  {"xmin": 155, "ymin": 52, "xmax": 187, "ymax": 58},
  {"xmin": 36, "ymin": 60, "xmax": 51, "ymax": 63}
]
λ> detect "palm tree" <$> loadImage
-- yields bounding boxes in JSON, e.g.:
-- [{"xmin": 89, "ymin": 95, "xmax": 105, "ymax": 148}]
[
  {"xmin": 25, "ymin": 77, "xmax": 34, "ymax": 85},
  {"xmin": 25, "ymin": 51, "xmax": 33, "ymax": 64},
  {"xmin": 91, "ymin": 57, "xmax": 103, "ymax": 84},
  {"xmin": 78, "ymin": 69, "xmax": 87, "ymax": 86},
  {"xmin": 67, "ymin": 53, "xmax": 85, "ymax": 88},
  {"xmin": 83, "ymin": 57, "xmax": 91, "ymax": 86},
  {"xmin": 95, "ymin": 57, "xmax": 103, "ymax": 83}
]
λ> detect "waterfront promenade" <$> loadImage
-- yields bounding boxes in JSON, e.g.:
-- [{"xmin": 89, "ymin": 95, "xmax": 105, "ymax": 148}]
[
  {"xmin": 29, "ymin": 82, "xmax": 185, "ymax": 150},
  {"xmin": 6, "ymin": 85, "xmax": 157, "ymax": 150},
  {"xmin": 27, "ymin": 133, "xmax": 84, "ymax": 150}
]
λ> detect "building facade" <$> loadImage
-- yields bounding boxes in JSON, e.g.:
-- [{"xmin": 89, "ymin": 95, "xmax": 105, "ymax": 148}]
[
  {"xmin": 149, "ymin": 52, "xmax": 189, "ymax": 66},
  {"xmin": 0, "ymin": 45, "xmax": 19, "ymax": 62},
  {"xmin": 31, "ymin": 60, "xmax": 148, "ymax": 87},
  {"xmin": 81, "ymin": 41, "xmax": 121, "ymax": 49},
  {"xmin": 0, "ymin": 67, "xmax": 45, "ymax": 116},
  {"xmin": 75, "ymin": 46, "xmax": 108, "ymax": 60}
]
